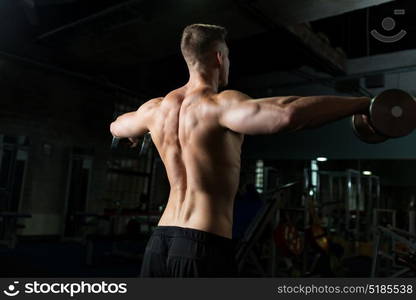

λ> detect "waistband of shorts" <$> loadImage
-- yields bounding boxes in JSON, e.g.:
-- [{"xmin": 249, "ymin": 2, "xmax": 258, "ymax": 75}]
[{"xmin": 152, "ymin": 225, "xmax": 235, "ymax": 246}]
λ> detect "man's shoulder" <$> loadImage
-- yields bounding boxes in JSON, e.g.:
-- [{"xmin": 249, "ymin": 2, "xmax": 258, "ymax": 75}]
[
  {"xmin": 146, "ymin": 97, "xmax": 164, "ymax": 105},
  {"xmin": 140, "ymin": 97, "xmax": 163, "ymax": 110},
  {"xmin": 216, "ymin": 89, "xmax": 251, "ymax": 105},
  {"xmin": 136, "ymin": 97, "xmax": 163, "ymax": 120}
]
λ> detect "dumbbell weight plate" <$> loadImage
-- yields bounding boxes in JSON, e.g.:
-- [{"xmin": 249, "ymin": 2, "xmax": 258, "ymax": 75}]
[
  {"xmin": 352, "ymin": 114, "xmax": 388, "ymax": 144},
  {"xmin": 111, "ymin": 136, "xmax": 120, "ymax": 149},
  {"xmin": 370, "ymin": 89, "xmax": 416, "ymax": 138}
]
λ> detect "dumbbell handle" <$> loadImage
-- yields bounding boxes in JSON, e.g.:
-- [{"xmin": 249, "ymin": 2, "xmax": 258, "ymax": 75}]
[
  {"xmin": 111, "ymin": 134, "xmax": 152, "ymax": 157},
  {"xmin": 139, "ymin": 133, "xmax": 152, "ymax": 157}
]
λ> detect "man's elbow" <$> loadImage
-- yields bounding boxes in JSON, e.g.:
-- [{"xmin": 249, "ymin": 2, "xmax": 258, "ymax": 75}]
[
  {"xmin": 110, "ymin": 121, "xmax": 122, "ymax": 137},
  {"xmin": 271, "ymin": 106, "xmax": 298, "ymax": 133}
]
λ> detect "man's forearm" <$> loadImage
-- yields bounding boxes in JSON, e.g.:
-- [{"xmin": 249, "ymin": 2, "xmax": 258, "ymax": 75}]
[{"xmin": 286, "ymin": 95, "xmax": 371, "ymax": 131}]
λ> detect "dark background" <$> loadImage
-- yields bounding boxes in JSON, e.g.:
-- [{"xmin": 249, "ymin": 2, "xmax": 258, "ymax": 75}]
[{"xmin": 0, "ymin": 0, "xmax": 415, "ymax": 278}]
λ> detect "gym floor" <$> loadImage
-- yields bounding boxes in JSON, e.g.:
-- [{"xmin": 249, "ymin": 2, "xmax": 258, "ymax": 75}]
[{"xmin": 0, "ymin": 238, "xmax": 145, "ymax": 277}]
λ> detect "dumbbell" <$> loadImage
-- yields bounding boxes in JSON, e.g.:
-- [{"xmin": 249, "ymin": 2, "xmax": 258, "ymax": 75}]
[
  {"xmin": 111, "ymin": 133, "xmax": 152, "ymax": 157},
  {"xmin": 352, "ymin": 89, "xmax": 416, "ymax": 144}
]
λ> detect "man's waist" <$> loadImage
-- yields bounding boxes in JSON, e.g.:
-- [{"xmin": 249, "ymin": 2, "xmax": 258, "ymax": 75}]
[
  {"xmin": 152, "ymin": 225, "xmax": 235, "ymax": 243},
  {"xmin": 158, "ymin": 211, "xmax": 233, "ymax": 239}
]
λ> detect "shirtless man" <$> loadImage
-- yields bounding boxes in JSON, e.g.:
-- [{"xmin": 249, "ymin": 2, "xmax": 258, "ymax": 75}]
[{"xmin": 110, "ymin": 24, "xmax": 370, "ymax": 277}]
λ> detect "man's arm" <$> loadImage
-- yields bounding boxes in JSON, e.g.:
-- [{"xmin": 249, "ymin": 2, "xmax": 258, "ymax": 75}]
[
  {"xmin": 217, "ymin": 90, "xmax": 371, "ymax": 135},
  {"xmin": 110, "ymin": 97, "xmax": 162, "ymax": 138}
]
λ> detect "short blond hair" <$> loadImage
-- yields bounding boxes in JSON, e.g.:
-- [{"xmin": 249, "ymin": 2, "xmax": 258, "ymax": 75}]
[{"xmin": 180, "ymin": 24, "xmax": 227, "ymax": 66}]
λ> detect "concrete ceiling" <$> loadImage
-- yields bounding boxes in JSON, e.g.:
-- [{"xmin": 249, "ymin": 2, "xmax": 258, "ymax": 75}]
[
  {"xmin": 254, "ymin": 0, "xmax": 395, "ymax": 26},
  {"xmin": 36, "ymin": 0, "xmax": 395, "ymax": 65},
  {"xmin": 0, "ymin": 0, "xmax": 405, "ymax": 97}
]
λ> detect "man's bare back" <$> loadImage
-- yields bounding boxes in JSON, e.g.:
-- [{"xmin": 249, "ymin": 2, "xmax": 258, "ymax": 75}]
[{"xmin": 148, "ymin": 86, "xmax": 244, "ymax": 239}]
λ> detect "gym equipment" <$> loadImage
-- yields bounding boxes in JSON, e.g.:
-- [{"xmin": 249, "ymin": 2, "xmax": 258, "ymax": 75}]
[
  {"xmin": 273, "ymin": 223, "xmax": 303, "ymax": 256},
  {"xmin": 111, "ymin": 136, "xmax": 120, "ymax": 149},
  {"xmin": 370, "ymin": 89, "xmax": 416, "ymax": 138},
  {"xmin": 235, "ymin": 181, "xmax": 298, "ymax": 275},
  {"xmin": 139, "ymin": 133, "xmax": 152, "ymax": 156},
  {"xmin": 0, "ymin": 212, "xmax": 32, "ymax": 248},
  {"xmin": 352, "ymin": 114, "xmax": 388, "ymax": 144},
  {"xmin": 305, "ymin": 194, "xmax": 329, "ymax": 253},
  {"xmin": 371, "ymin": 226, "xmax": 416, "ymax": 277},
  {"xmin": 111, "ymin": 132, "xmax": 152, "ymax": 157},
  {"xmin": 352, "ymin": 89, "xmax": 416, "ymax": 143}
]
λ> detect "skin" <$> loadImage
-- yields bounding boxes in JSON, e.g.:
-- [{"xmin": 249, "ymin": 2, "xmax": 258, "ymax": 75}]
[{"xmin": 110, "ymin": 41, "xmax": 371, "ymax": 239}]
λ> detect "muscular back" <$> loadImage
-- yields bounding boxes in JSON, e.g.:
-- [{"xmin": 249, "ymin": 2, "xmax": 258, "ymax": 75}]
[
  {"xmin": 148, "ymin": 86, "xmax": 244, "ymax": 238},
  {"xmin": 112, "ymin": 81, "xmax": 370, "ymax": 238}
]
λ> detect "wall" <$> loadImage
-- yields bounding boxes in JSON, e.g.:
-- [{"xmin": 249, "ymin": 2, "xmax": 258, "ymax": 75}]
[
  {"xmin": 242, "ymin": 119, "xmax": 416, "ymax": 160},
  {"xmin": 241, "ymin": 49, "xmax": 416, "ymax": 161},
  {"xmin": 0, "ymin": 58, "xmax": 115, "ymax": 235}
]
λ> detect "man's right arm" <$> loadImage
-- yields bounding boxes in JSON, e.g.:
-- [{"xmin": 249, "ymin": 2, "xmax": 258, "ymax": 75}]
[{"xmin": 217, "ymin": 90, "xmax": 371, "ymax": 135}]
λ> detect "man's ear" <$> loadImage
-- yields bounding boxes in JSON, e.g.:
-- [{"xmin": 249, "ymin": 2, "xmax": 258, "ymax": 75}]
[{"xmin": 215, "ymin": 51, "xmax": 223, "ymax": 67}]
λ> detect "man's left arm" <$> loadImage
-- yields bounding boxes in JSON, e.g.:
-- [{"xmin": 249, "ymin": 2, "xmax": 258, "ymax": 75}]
[{"xmin": 110, "ymin": 98, "xmax": 162, "ymax": 139}]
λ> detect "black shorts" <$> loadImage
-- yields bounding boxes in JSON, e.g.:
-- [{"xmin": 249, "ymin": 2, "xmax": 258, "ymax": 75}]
[{"xmin": 140, "ymin": 226, "xmax": 238, "ymax": 277}]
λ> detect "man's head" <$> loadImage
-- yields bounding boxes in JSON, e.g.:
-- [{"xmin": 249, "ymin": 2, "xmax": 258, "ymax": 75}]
[{"xmin": 181, "ymin": 24, "xmax": 229, "ymax": 87}]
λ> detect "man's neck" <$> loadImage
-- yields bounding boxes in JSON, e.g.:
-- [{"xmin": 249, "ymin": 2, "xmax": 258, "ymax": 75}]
[{"xmin": 187, "ymin": 69, "xmax": 219, "ymax": 93}]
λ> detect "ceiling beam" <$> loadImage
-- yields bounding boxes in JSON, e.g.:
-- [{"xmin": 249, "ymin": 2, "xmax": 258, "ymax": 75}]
[{"xmin": 24, "ymin": 0, "xmax": 76, "ymax": 5}]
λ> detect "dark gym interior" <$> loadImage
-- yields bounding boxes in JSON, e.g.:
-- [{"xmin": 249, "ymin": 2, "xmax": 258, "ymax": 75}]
[{"xmin": 1, "ymin": 0, "xmax": 416, "ymax": 278}]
